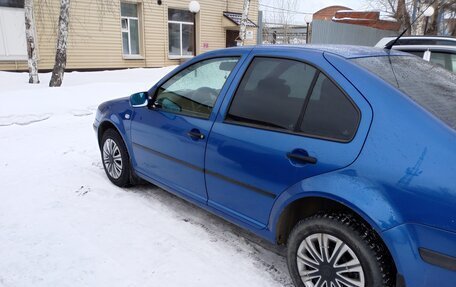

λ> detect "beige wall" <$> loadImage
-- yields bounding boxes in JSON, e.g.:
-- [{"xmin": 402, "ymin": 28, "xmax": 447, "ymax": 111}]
[{"xmin": 0, "ymin": 0, "xmax": 258, "ymax": 71}]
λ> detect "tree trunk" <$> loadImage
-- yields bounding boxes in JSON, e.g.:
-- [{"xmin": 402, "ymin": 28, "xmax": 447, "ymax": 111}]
[
  {"xmin": 396, "ymin": 0, "xmax": 411, "ymax": 35},
  {"xmin": 49, "ymin": 0, "xmax": 70, "ymax": 87},
  {"xmin": 238, "ymin": 0, "xmax": 250, "ymax": 46},
  {"xmin": 24, "ymin": 0, "xmax": 39, "ymax": 84}
]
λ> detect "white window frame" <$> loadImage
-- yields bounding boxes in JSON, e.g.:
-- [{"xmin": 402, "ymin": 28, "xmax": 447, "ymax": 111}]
[
  {"xmin": 168, "ymin": 17, "xmax": 195, "ymax": 59},
  {"xmin": 0, "ymin": 6, "xmax": 28, "ymax": 61},
  {"xmin": 121, "ymin": 3, "xmax": 141, "ymax": 57}
]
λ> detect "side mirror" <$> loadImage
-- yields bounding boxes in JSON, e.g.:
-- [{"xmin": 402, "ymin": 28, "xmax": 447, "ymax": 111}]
[{"xmin": 130, "ymin": 92, "xmax": 148, "ymax": 108}]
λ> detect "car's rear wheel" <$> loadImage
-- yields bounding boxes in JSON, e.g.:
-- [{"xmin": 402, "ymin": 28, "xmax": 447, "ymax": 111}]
[
  {"xmin": 287, "ymin": 213, "xmax": 394, "ymax": 287},
  {"xmin": 101, "ymin": 129, "xmax": 131, "ymax": 187}
]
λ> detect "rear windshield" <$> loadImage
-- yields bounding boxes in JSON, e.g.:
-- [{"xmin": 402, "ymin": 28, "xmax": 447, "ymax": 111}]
[{"xmin": 352, "ymin": 56, "xmax": 456, "ymax": 130}]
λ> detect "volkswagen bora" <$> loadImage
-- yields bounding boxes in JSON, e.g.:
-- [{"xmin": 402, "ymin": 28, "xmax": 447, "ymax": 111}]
[{"xmin": 94, "ymin": 45, "xmax": 456, "ymax": 287}]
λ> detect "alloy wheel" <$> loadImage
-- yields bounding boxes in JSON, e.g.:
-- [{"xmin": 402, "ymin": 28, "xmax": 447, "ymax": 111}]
[
  {"xmin": 296, "ymin": 233, "xmax": 365, "ymax": 287},
  {"xmin": 103, "ymin": 138, "xmax": 123, "ymax": 179}
]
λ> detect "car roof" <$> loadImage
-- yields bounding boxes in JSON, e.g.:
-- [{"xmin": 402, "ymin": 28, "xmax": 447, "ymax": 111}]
[
  {"xmin": 248, "ymin": 44, "xmax": 409, "ymax": 59},
  {"xmin": 392, "ymin": 45, "xmax": 456, "ymax": 53}
]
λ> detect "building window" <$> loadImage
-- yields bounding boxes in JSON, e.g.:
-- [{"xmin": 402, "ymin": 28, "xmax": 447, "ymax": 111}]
[
  {"xmin": 0, "ymin": 3, "xmax": 27, "ymax": 60},
  {"xmin": 121, "ymin": 2, "xmax": 140, "ymax": 56},
  {"xmin": 0, "ymin": 0, "xmax": 24, "ymax": 8},
  {"xmin": 168, "ymin": 8, "xmax": 195, "ymax": 58}
]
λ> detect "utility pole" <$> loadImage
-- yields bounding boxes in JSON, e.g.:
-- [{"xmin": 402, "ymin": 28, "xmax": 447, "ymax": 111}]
[{"xmin": 306, "ymin": 22, "xmax": 310, "ymax": 44}]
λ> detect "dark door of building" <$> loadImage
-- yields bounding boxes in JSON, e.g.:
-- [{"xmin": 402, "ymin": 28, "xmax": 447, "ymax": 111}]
[{"xmin": 226, "ymin": 30, "xmax": 238, "ymax": 48}]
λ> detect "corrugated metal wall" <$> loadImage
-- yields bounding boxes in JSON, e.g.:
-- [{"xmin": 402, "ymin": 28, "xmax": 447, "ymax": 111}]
[{"xmin": 311, "ymin": 20, "xmax": 398, "ymax": 46}]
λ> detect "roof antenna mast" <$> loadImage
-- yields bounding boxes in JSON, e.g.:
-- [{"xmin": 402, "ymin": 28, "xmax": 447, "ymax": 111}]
[{"xmin": 385, "ymin": 0, "xmax": 437, "ymax": 50}]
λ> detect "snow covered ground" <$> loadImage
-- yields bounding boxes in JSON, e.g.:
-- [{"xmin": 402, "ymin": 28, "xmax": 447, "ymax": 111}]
[{"xmin": 0, "ymin": 69, "xmax": 292, "ymax": 287}]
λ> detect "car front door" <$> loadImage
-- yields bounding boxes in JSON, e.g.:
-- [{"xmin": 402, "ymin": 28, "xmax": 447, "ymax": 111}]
[
  {"xmin": 130, "ymin": 56, "xmax": 241, "ymax": 203},
  {"xmin": 205, "ymin": 49, "xmax": 373, "ymax": 228}
]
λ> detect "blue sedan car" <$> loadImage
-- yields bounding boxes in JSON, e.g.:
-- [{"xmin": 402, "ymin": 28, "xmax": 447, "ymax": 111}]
[{"xmin": 94, "ymin": 45, "xmax": 456, "ymax": 287}]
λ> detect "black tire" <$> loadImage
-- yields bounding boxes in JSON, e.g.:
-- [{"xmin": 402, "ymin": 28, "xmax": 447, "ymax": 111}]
[
  {"xmin": 101, "ymin": 129, "xmax": 132, "ymax": 187},
  {"xmin": 287, "ymin": 213, "xmax": 395, "ymax": 287}
]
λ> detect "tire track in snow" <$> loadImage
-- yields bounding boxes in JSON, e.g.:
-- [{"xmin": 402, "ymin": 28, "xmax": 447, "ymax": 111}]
[
  {"xmin": 129, "ymin": 185, "xmax": 294, "ymax": 286},
  {"xmin": 0, "ymin": 114, "xmax": 51, "ymax": 127}
]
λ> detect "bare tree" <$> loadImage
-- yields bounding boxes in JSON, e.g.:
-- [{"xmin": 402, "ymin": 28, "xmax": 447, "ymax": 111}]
[
  {"xmin": 49, "ymin": 0, "xmax": 70, "ymax": 87},
  {"xmin": 366, "ymin": 0, "xmax": 456, "ymax": 35},
  {"xmin": 366, "ymin": 0, "xmax": 414, "ymax": 29},
  {"xmin": 262, "ymin": 0, "xmax": 299, "ymax": 44},
  {"xmin": 238, "ymin": 0, "xmax": 251, "ymax": 46},
  {"xmin": 396, "ymin": 0, "xmax": 412, "ymax": 34},
  {"xmin": 24, "ymin": 0, "xmax": 39, "ymax": 84}
]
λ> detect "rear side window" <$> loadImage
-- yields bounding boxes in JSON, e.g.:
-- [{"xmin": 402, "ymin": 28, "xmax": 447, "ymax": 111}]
[
  {"xmin": 301, "ymin": 74, "xmax": 359, "ymax": 141},
  {"xmin": 227, "ymin": 57, "xmax": 360, "ymax": 142},
  {"xmin": 227, "ymin": 58, "xmax": 317, "ymax": 131}
]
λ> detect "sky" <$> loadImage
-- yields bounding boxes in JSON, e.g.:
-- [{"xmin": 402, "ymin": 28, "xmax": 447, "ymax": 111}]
[{"xmin": 260, "ymin": 0, "xmax": 373, "ymax": 24}]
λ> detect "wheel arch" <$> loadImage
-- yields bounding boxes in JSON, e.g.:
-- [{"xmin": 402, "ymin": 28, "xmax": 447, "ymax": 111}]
[
  {"xmin": 268, "ymin": 173, "xmax": 405, "ymax": 279},
  {"xmin": 97, "ymin": 118, "xmax": 131, "ymax": 157},
  {"xmin": 274, "ymin": 194, "xmax": 399, "ymax": 283},
  {"xmin": 273, "ymin": 194, "xmax": 386, "ymax": 245},
  {"xmin": 269, "ymin": 172, "xmax": 405, "ymax": 240}
]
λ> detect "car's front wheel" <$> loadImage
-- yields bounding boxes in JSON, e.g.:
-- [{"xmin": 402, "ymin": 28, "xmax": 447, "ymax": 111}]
[
  {"xmin": 101, "ymin": 129, "xmax": 131, "ymax": 187},
  {"xmin": 287, "ymin": 213, "xmax": 394, "ymax": 287}
]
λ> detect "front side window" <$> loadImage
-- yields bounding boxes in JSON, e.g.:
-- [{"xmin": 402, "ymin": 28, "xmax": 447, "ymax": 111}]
[
  {"xmin": 168, "ymin": 9, "xmax": 195, "ymax": 58},
  {"xmin": 227, "ymin": 57, "xmax": 360, "ymax": 142},
  {"xmin": 155, "ymin": 57, "xmax": 239, "ymax": 118},
  {"xmin": 121, "ymin": 3, "xmax": 140, "ymax": 55},
  {"xmin": 227, "ymin": 58, "xmax": 317, "ymax": 131},
  {"xmin": 0, "ymin": 0, "xmax": 24, "ymax": 8}
]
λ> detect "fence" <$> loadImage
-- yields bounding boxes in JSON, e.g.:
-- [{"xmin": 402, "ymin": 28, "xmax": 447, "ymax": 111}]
[
  {"xmin": 262, "ymin": 24, "xmax": 309, "ymax": 45},
  {"xmin": 311, "ymin": 20, "xmax": 398, "ymax": 46}
]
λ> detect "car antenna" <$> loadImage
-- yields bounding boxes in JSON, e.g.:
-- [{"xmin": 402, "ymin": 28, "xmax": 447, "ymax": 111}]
[{"xmin": 384, "ymin": 0, "xmax": 437, "ymax": 50}]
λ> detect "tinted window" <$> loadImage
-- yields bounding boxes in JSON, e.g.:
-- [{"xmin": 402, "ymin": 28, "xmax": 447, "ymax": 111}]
[
  {"xmin": 227, "ymin": 58, "xmax": 317, "ymax": 131},
  {"xmin": 300, "ymin": 74, "xmax": 359, "ymax": 141},
  {"xmin": 353, "ymin": 56, "xmax": 456, "ymax": 129},
  {"xmin": 0, "ymin": 0, "xmax": 23, "ymax": 8},
  {"xmin": 155, "ymin": 57, "xmax": 239, "ymax": 118}
]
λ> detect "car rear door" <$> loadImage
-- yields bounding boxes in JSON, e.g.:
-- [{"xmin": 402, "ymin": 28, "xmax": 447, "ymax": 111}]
[
  {"xmin": 204, "ymin": 48, "xmax": 373, "ymax": 228},
  {"xmin": 130, "ymin": 54, "xmax": 246, "ymax": 203}
]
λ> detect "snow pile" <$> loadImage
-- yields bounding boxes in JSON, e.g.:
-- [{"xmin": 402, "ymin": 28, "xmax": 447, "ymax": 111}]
[{"xmin": 0, "ymin": 69, "xmax": 291, "ymax": 287}]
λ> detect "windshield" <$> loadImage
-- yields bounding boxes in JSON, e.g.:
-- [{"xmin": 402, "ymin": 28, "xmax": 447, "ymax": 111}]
[{"xmin": 352, "ymin": 56, "xmax": 456, "ymax": 130}]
